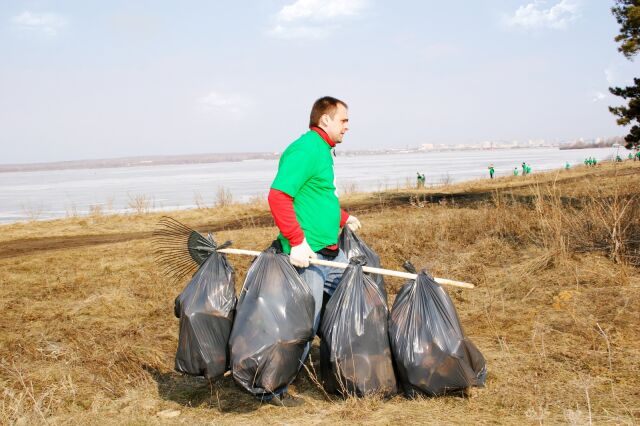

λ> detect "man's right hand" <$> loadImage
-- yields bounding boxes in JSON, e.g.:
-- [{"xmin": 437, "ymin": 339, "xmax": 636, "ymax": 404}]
[{"xmin": 289, "ymin": 238, "xmax": 317, "ymax": 268}]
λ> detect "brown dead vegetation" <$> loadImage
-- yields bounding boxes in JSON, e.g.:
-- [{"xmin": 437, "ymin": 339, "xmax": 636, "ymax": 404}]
[{"xmin": 1, "ymin": 162, "xmax": 639, "ymax": 424}]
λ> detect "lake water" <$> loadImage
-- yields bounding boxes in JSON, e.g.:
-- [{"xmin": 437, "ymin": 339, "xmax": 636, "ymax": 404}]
[{"xmin": 0, "ymin": 147, "xmax": 630, "ymax": 224}]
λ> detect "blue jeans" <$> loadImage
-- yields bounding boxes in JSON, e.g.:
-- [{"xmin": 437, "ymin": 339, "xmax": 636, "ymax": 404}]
[
  {"xmin": 297, "ymin": 249, "xmax": 348, "ymax": 353},
  {"xmin": 260, "ymin": 249, "xmax": 347, "ymax": 401}
]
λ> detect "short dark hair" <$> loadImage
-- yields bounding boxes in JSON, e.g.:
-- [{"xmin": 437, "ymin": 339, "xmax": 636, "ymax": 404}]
[{"xmin": 309, "ymin": 96, "xmax": 348, "ymax": 127}]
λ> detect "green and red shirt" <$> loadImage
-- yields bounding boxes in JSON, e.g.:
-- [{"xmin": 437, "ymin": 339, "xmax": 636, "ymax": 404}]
[{"xmin": 269, "ymin": 128, "xmax": 348, "ymax": 254}]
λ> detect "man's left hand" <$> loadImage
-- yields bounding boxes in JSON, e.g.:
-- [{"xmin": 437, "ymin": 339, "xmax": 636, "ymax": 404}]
[{"xmin": 346, "ymin": 215, "xmax": 361, "ymax": 232}]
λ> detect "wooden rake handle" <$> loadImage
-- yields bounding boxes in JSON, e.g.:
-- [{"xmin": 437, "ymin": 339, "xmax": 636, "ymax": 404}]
[{"xmin": 216, "ymin": 248, "xmax": 474, "ymax": 289}]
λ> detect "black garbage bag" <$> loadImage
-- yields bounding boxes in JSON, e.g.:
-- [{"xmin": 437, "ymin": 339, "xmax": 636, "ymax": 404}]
[
  {"xmin": 388, "ymin": 262, "xmax": 487, "ymax": 397},
  {"xmin": 320, "ymin": 257, "xmax": 397, "ymax": 397},
  {"xmin": 174, "ymin": 250, "xmax": 236, "ymax": 379},
  {"xmin": 229, "ymin": 248, "xmax": 315, "ymax": 395},
  {"xmin": 339, "ymin": 226, "xmax": 387, "ymax": 300}
]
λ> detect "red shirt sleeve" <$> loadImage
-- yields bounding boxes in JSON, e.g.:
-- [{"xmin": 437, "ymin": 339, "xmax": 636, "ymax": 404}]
[
  {"xmin": 268, "ymin": 188, "xmax": 304, "ymax": 247},
  {"xmin": 340, "ymin": 208, "xmax": 349, "ymax": 227}
]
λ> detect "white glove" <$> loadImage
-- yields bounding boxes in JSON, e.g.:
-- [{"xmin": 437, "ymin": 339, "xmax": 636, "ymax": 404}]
[
  {"xmin": 289, "ymin": 238, "xmax": 317, "ymax": 268},
  {"xmin": 346, "ymin": 215, "xmax": 362, "ymax": 232}
]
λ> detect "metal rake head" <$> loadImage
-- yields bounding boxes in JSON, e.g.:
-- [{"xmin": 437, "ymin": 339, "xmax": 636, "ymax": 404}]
[{"xmin": 152, "ymin": 216, "xmax": 231, "ymax": 284}]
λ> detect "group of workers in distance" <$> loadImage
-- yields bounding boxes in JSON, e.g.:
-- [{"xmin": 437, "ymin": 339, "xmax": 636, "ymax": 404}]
[
  {"xmin": 584, "ymin": 157, "xmax": 598, "ymax": 167},
  {"xmin": 619, "ymin": 151, "xmax": 640, "ymax": 162},
  {"xmin": 417, "ymin": 150, "xmax": 640, "ymax": 189},
  {"xmin": 500, "ymin": 162, "xmax": 532, "ymax": 179}
]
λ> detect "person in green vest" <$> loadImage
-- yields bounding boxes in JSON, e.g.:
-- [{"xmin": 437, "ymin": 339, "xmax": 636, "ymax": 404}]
[
  {"xmin": 416, "ymin": 172, "xmax": 425, "ymax": 188},
  {"xmin": 616, "ymin": 155, "xmax": 622, "ymax": 162},
  {"xmin": 488, "ymin": 164, "xmax": 495, "ymax": 179},
  {"xmin": 629, "ymin": 153, "xmax": 634, "ymax": 160},
  {"xmin": 565, "ymin": 161, "xmax": 570, "ymax": 170},
  {"xmin": 526, "ymin": 164, "xmax": 532, "ymax": 174},
  {"xmin": 636, "ymin": 151, "xmax": 640, "ymax": 161},
  {"xmin": 522, "ymin": 162, "xmax": 527, "ymax": 175},
  {"xmin": 267, "ymin": 96, "xmax": 359, "ymax": 407},
  {"xmin": 592, "ymin": 157, "xmax": 597, "ymax": 166},
  {"xmin": 513, "ymin": 167, "xmax": 519, "ymax": 176}
]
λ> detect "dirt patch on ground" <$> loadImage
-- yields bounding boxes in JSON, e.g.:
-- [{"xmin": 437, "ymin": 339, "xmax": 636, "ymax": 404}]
[{"xmin": 0, "ymin": 191, "xmax": 506, "ymax": 260}]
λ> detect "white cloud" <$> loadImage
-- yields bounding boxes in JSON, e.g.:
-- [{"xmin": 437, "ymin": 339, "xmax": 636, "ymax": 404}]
[
  {"xmin": 268, "ymin": 24, "xmax": 330, "ymax": 40},
  {"xmin": 198, "ymin": 92, "xmax": 254, "ymax": 115},
  {"xmin": 11, "ymin": 11, "xmax": 67, "ymax": 36},
  {"xmin": 269, "ymin": 0, "xmax": 367, "ymax": 40},
  {"xmin": 277, "ymin": 0, "xmax": 367, "ymax": 22},
  {"xmin": 604, "ymin": 67, "xmax": 616, "ymax": 86},
  {"xmin": 506, "ymin": 0, "xmax": 580, "ymax": 30},
  {"xmin": 591, "ymin": 91, "xmax": 607, "ymax": 102}
]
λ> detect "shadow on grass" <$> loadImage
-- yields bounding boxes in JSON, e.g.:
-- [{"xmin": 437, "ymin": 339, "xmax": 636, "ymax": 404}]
[
  {"xmin": 143, "ymin": 365, "xmax": 262, "ymax": 413},
  {"xmin": 142, "ymin": 342, "xmax": 332, "ymax": 412}
]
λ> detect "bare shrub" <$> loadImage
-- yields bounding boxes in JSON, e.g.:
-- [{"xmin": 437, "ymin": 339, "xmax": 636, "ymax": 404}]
[
  {"xmin": 341, "ymin": 181, "xmax": 358, "ymax": 195},
  {"xmin": 21, "ymin": 202, "xmax": 43, "ymax": 221},
  {"xmin": 439, "ymin": 173, "xmax": 452, "ymax": 187},
  {"xmin": 127, "ymin": 194, "xmax": 151, "ymax": 214},
  {"xmin": 404, "ymin": 176, "xmax": 415, "ymax": 190},
  {"xmin": 588, "ymin": 190, "xmax": 639, "ymax": 264},
  {"xmin": 104, "ymin": 196, "xmax": 115, "ymax": 212},
  {"xmin": 194, "ymin": 192, "xmax": 208, "ymax": 209},
  {"xmin": 530, "ymin": 179, "xmax": 571, "ymax": 260},
  {"xmin": 247, "ymin": 193, "xmax": 267, "ymax": 208},
  {"xmin": 215, "ymin": 186, "xmax": 233, "ymax": 207},
  {"xmin": 65, "ymin": 204, "xmax": 78, "ymax": 218},
  {"xmin": 89, "ymin": 204, "xmax": 103, "ymax": 216},
  {"xmin": 492, "ymin": 172, "xmax": 640, "ymax": 266}
]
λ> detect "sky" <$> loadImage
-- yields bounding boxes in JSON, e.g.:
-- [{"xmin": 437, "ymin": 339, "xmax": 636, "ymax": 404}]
[{"xmin": 0, "ymin": 0, "xmax": 637, "ymax": 164}]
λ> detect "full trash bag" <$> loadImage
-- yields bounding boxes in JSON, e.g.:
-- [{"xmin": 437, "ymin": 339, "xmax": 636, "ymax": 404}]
[
  {"xmin": 388, "ymin": 262, "xmax": 487, "ymax": 397},
  {"xmin": 320, "ymin": 257, "xmax": 397, "ymax": 397},
  {"xmin": 174, "ymin": 250, "xmax": 236, "ymax": 379},
  {"xmin": 339, "ymin": 226, "xmax": 387, "ymax": 300},
  {"xmin": 229, "ymin": 248, "xmax": 315, "ymax": 396}
]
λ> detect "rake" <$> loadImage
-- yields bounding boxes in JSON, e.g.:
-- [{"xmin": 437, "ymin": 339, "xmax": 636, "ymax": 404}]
[
  {"xmin": 152, "ymin": 216, "xmax": 232, "ymax": 284},
  {"xmin": 152, "ymin": 216, "xmax": 475, "ymax": 289}
]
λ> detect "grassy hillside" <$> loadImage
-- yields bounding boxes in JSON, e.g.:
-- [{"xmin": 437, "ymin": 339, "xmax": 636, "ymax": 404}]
[{"xmin": 1, "ymin": 162, "xmax": 639, "ymax": 424}]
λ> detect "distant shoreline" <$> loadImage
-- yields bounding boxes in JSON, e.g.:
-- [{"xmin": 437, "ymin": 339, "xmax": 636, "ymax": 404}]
[
  {"xmin": 1, "ymin": 145, "xmax": 624, "ymax": 174},
  {"xmin": 0, "ymin": 152, "xmax": 281, "ymax": 173}
]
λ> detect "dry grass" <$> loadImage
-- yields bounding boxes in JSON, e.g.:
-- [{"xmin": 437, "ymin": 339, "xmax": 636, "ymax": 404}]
[{"xmin": 1, "ymin": 162, "xmax": 640, "ymax": 424}]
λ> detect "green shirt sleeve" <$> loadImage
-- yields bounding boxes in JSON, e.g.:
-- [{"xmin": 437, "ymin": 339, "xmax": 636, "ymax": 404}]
[{"xmin": 271, "ymin": 145, "xmax": 317, "ymax": 197}]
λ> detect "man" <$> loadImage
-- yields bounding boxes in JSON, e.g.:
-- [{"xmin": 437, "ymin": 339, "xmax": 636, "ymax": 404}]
[
  {"xmin": 488, "ymin": 165, "xmax": 495, "ymax": 179},
  {"xmin": 266, "ymin": 96, "xmax": 360, "ymax": 406}
]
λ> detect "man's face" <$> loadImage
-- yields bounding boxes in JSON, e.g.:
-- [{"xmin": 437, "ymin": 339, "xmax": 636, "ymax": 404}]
[{"xmin": 321, "ymin": 104, "xmax": 349, "ymax": 144}]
